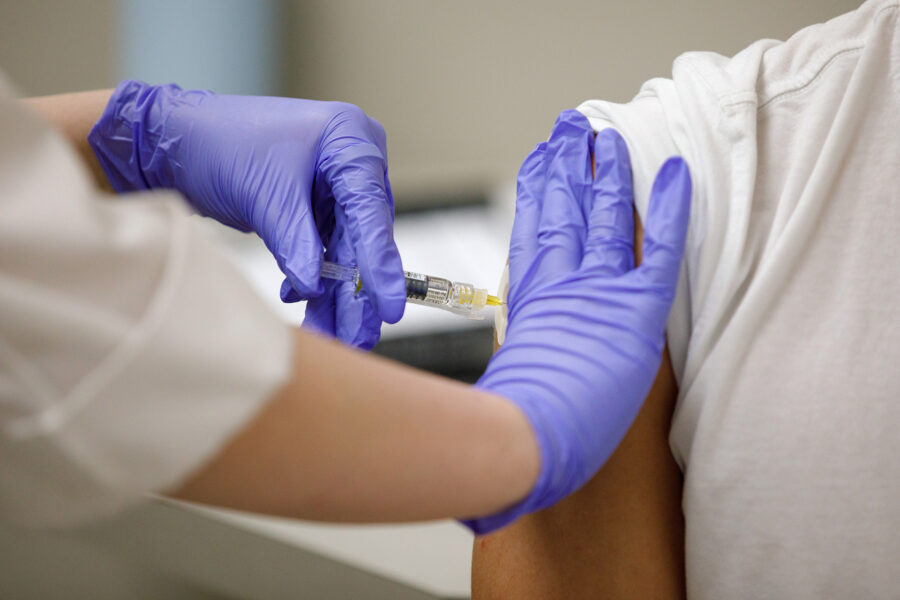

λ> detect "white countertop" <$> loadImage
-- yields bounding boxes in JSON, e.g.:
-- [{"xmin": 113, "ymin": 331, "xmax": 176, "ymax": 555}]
[{"xmin": 183, "ymin": 503, "xmax": 476, "ymax": 598}]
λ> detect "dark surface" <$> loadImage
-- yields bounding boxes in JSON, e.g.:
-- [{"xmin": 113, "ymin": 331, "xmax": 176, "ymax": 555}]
[
  {"xmin": 393, "ymin": 190, "xmax": 489, "ymax": 216},
  {"xmin": 373, "ymin": 326, "xmax": 494, "ymax": 384}
]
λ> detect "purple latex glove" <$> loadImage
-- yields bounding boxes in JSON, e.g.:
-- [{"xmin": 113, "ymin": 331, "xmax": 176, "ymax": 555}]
[
  {"xmin": 464, "ymin": 111, "xmax": 692, "ymax": 533},
  {"xmin": 88, "ymin": 80, "xmax": 406, "ymax": 349}
]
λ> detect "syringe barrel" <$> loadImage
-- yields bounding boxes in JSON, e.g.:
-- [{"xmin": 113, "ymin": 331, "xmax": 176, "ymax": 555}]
[
  {"xmin": 321, "ymin": 261, "xmax": 490, "ymax": 319},
  {"xmin": 404, "ymin": 271, "xmax": 452, "ymax": 305},
  {"xmin": 404, "ymin": 271, "xmax": 488, "ymax": 318}
]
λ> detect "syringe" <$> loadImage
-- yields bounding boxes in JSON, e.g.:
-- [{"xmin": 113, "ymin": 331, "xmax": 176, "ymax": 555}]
[{"xmin": 320, "ymin": 261, "xmax": 502, "ymax": 319}]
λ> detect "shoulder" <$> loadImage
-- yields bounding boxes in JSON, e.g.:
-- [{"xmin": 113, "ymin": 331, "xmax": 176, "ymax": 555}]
[{"xmin": 674, "ymin": 0, "xmax": 897, "ymax": 109}]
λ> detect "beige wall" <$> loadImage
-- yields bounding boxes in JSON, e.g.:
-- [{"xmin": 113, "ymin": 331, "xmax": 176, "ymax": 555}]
[
  {"xmin": 1, "ymin": 0, "xmax": 861, "ymax": 204},
  {"xmin": 287, "ymin": 0, "xmax": 860, "ymax": 203},
  {"xmin": 0, "ymin": 0, "xmax": 117, "ymax": 95}
]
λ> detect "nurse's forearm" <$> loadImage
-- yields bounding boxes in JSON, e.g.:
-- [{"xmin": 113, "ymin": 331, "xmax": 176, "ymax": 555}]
[
  {"xmin": 169, "ymin": 328, "xmax": 540, "ymax": 523},
  {"xmin": 23, "ymin": 90, "xmax": 114, "ymax": 191}
]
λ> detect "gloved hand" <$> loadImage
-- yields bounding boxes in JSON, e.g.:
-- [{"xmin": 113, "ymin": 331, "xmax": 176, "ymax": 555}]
[
  {"xmin": 465, "ymin": 111, "xmax": 691, "ymax": 533},
  {"xmin": 88, "ymin": 80, "xmax": 406, "ymax": 349}
]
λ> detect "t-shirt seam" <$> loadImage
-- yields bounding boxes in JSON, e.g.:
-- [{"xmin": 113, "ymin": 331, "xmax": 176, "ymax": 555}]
[
  {"xmin": 728, "ymin": 3, "xmax": 897, "ymax": 114},
  {"xmin": 678, "ymin": 61, "xmax": 735, "ymax": 132},
  {"xmin": 757, "ymin": 46, "xmax": 865, "ymax": 113}
]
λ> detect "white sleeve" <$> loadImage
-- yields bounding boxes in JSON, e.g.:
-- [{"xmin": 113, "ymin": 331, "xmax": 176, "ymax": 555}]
[
  {"xmin": 574, "ymin": 45, "xmax": 774, "ymax": 387},
  {"xmin": 575, "ymin": 0, "xmax": 892, "ymax": 468},
  {"xmin": 0, "ymin": 76, "xmax": 293, "ymax": 528}
]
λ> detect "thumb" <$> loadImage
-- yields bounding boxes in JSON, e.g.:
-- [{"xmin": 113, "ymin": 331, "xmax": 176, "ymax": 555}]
[
  {"xmin": 277, "ymin": 227, "xmax": 326, "ymax": 300},
  {"xmin": 638, "ymin": 157, "xmax": 692, "ymax": 291}
]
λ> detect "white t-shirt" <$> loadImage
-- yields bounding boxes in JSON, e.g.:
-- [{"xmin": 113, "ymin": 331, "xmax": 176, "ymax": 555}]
[
  {"xmin": 575, "ymin": 1, "xmax": 899, "ymax": 597},
  {"xmin": 0, "ymin": 74, "xmax": 292, "ymax": 528}
]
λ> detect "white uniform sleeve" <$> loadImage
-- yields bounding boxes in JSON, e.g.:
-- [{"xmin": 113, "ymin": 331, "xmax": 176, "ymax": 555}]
[{"xmin": 0, "ymin": 76, "xmax": 293, "ymax": 528}]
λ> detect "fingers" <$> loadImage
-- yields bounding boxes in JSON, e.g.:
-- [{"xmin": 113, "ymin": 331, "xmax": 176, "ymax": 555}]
[
  {"xmin": 332, "ymin": 205, "xmax": 383, "ymax": 348},
  {"xmin": 638, "ymin": 157, "xmax": 692, "ymax": 290},
  {"xmin": 581, "ymin": 128, "xmax": 635, "ymax": 275},
  {"xmin": 304, "ymin": 212, "xmax": 384, "ymax": 349},
  {"xmin": 303, "ymin": 281, "xmax": 382, "ymax": 349},
  {"xmin": 319, "ymin": 111, "xmax": 406, "ymax": 324},
  {"xmin": 326, "ymin": 172, "xmax": 405, "ymax": 324},
  {"xmin": 509, "ymin": 142, "xmax": 547, "ymax": 287},
  {"xmin": 351, "ymin": 200, "xmax": 406, "ymax": 324},
  {"xmin": 302, "ymin": 285, "xmax": 337, "ymax": 337},
  {"xmin": 532, "ymin": 110, "xmax": 594, "ymax": 280},
  {"xmin": 335, "ymin": 282, "xmax": 382, "ymax": 350},
  {"xmin": 280, "ymin": 277, "xmax": 302, "ymax": 303}
]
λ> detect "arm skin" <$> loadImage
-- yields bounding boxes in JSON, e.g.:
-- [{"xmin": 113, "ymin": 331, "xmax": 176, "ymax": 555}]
[
  {"xmin": 472, "ymin": 217, "xmax": 686, "ymax": 599},
  {"xmin": 23, "ymin": 91, "xmax": 544, "ymax": 524},
  {"xmin": 169, "ymin": 327, "xmax": 541, "ymax": 524},
  {"xmin": 23, "ymin": 90, "xmax": 114, "ymax": 191}
]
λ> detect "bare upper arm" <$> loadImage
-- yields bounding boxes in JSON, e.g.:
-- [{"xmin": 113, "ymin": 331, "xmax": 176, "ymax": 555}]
[{"xmin": 471, "ymin": 214, "xmax": 685, "ymax": 599}]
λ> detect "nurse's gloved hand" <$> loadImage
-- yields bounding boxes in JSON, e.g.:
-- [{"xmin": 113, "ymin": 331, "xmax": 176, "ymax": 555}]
[
  {"xmin": 88, "ymin": 80, "xmax": 406, "ymax": 350},
  {"xmin": 464, "ymin": 112, "xmax": 691, "ymax": 534}
]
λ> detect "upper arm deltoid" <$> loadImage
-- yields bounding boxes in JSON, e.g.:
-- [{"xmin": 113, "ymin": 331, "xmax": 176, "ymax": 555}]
[{"xmin": 473, "ymin": 213, "xmax": 685, "ymax": 600}]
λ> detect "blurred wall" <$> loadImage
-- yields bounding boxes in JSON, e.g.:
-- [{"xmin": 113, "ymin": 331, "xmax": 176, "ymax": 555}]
[
  {"xmin": 0, "ymin": 0, "xmax": 116, "ymax": 94},
  {"xmin": 118, "ymin": 0, "xmax": 284, "ymax": 95},
  {"xmin": 0, "ymin": 0, "xmax": 283, "ymax": 96},
  {"xmin": 285, "ymin": 0, "xmax": 861, "ymax": 203},
  {"xmin": 0, "ymin": 0, "xmax": 861, "ymax": 202}
]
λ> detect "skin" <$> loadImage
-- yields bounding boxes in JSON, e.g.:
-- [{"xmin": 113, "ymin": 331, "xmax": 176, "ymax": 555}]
[
  {"xmin": 472, "ymin": 219, "xmax": 686, "ymax": 598},
  {"xmin": 22, "ymin": 91, "xmax": 541, "ymax": 524},
  {"xmin": 171, "ymin": 328, "xmax": 541, "ymax": 523},
  {"xmin": 24, "ymin": 90, "xmax": 114, "ymax": 192}
]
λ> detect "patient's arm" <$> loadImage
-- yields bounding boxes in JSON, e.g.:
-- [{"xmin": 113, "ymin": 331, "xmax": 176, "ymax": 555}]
[{"xmin": 472, "ymin": 217, "xmax": 685, "ymax": 599}]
